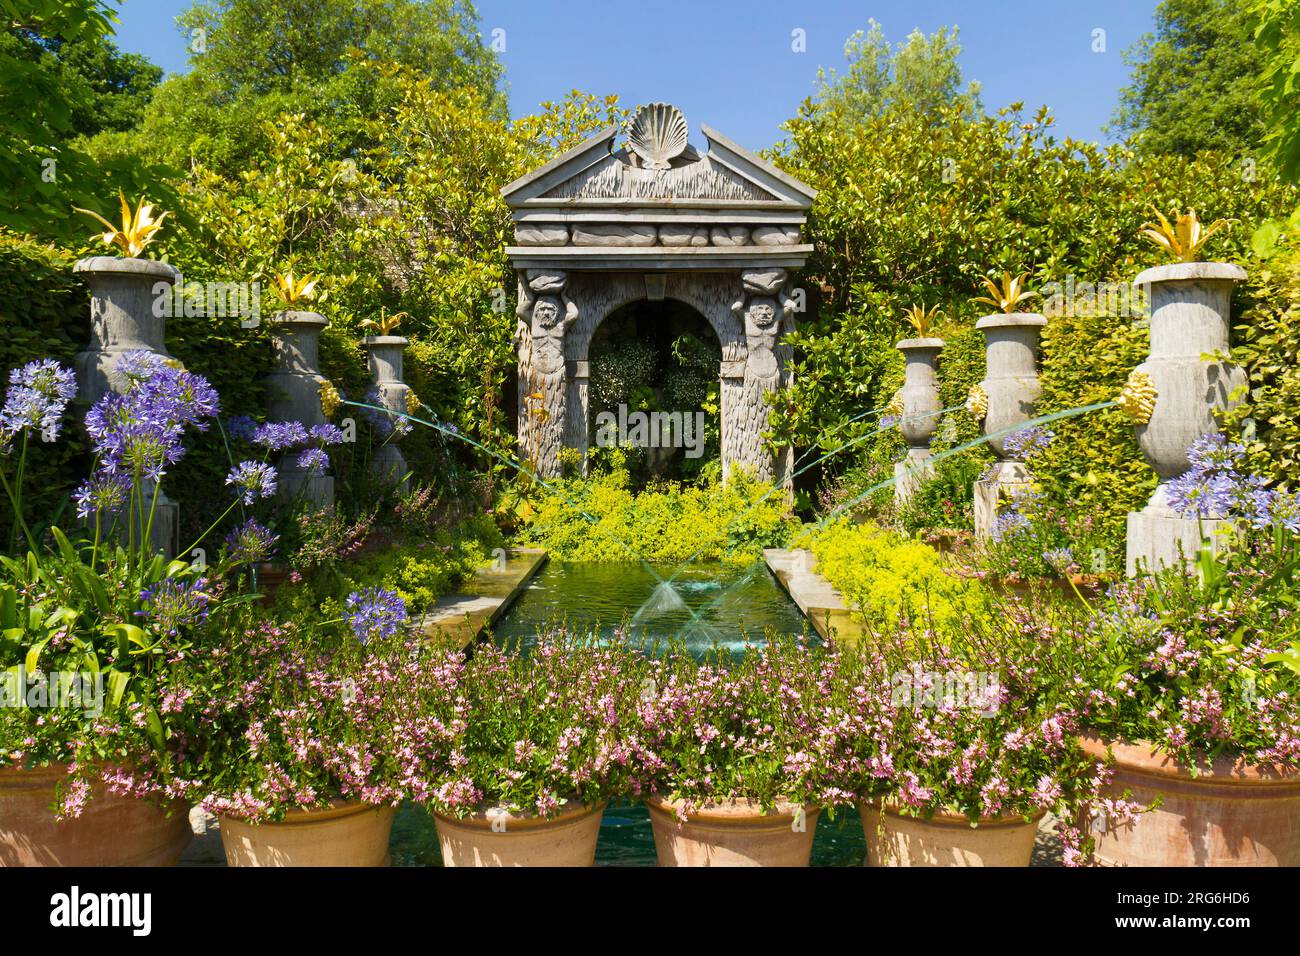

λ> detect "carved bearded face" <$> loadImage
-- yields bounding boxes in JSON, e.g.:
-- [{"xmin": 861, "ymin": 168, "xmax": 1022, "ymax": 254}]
[
  {"xmin": 744, "ymin": 297, "xmax": 779, "ymax": 331},
  {"xmin": 533, "ymin": 296, "xmax": 561, "ymax": 328}
]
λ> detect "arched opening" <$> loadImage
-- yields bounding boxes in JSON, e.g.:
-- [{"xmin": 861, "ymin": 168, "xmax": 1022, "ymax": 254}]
[{"xmin": 586, "ymin": 298, "xmax": 720, "ymax": 483}]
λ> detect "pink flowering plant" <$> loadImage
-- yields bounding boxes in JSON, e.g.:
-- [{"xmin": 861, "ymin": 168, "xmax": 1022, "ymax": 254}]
[
  {"xmin": 143, "ymin": 593, "xmax": 465, "ymax": 822},
  {"xmin": 425, "ymin": 632, "xmax": 650, "ymax": 819},
  {"xmin": 837, "ymin": 606, "xmax": 1106, "ymax": 862},
  {"xmin": 636, "ymin": 636, "xmax": 857, "ymax": 814},
  {"xmin": 1064, "ymin": 513, "xmax": 1300, "ymax": 769}
]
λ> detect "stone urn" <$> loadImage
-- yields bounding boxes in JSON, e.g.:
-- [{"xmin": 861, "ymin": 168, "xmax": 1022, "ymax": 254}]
[
  {"xmin": 73, "ymin": 255, "xmax": 181, "ymax": 556},
  {"xmin": 1125, "ymin": 262, "xmax": 1246, "ymax": 574},
  {"xmin": 973, "ymin": 313, "xmax": 1047, "ymax": 539},
  {"xmin": 894, "ymin": 337, "xmax": 945, "ymax": 504},
  {"xmin": 361, "ymin": 335, "xmax": 410, "ymax": 486},
  {"xmin": 267, "ymin": 310, "xmax": 333, "ymax": 507}
]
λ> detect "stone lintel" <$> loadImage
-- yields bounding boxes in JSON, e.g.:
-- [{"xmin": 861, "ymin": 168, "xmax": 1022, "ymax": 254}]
[{"xmin": 504, "ymin": 245, "xmax": 812, "ymax": 270}]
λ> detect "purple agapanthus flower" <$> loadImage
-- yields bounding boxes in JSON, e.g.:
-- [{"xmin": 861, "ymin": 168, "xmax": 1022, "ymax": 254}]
[
  {"xmin": 345, "ymin": 588, "xmax": 408, "ymax": 645},
  {"xmin": 83, "ymin": 353, "xmax": 218, "ymax": 481},
  {"xmin": 1165, "ymin": 432, "xmax": 1275, "ymax": 526},
  {"xmin": 297, "ymin": 447, "xmax": 329, "ymax": 474},
  {"xmin": 308, "ymin": 423, "xmax": 345, "ymax": 446},
  {"xmin": 0, "ymin": 359, "xmax": 76, "ymax": 447},
  {"xmin": 226, "ymin": 414, "xmax": 258, "ymax": 442},
  {"xmin": 362, "ymin": 388, "xmax": 412, "ymax": 438},
  {"xmin": 251, "ymin": 421, "xmax": 308, "ymax": 451},
  {"xmin": 136, "ymin": 577, "xmax": 211, "ymax": 636},
  {"xmin": 1003, "ymin": 426, "xmax": 1054, "ymax": 460},
  {"xmin": 224, "ymin": 518, "xmax": 279, "ymax": 565},
  {"xmin": 1043, "ymin": 547, "xmax": 1075, "ymax": 574},
  {"xmin": 226, "ymin": 460, "xmax": 278, "ymax": 504},
  {"xmin": 72, "ymin": 472, "xmax": 131, "ymax": 519}
]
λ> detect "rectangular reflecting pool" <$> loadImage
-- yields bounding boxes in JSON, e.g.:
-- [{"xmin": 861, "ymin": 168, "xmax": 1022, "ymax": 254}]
[{"xmin": 488, "ymin": 559, "xmax": 812, "ymax": 653}]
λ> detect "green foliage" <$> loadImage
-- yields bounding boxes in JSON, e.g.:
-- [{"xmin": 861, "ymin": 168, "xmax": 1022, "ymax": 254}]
[
  {"xmin": 815, "ymin": 20, "xmax": 981, "ymax": 121},
  {"xmin": 1034, "ymin": 310, "xmax": 1152, "ymax": 557},
  {"xmin": 127, "ymin": 0, "xmax": 503, "ymax": 175},
  {"xmin": 0, "ymin": 231, "xmax": 88, "ymax": 543},
  {"xmin": 1253, "ymin": 0, "xmax": 1300, "ymax": 184},
  {"xmin": 772, "ymin": 95, "xmax": 1293, "ymax": 541},
  {"xmin": 0, "ymin": 0, "xmax": 174, "ymax": 239},
  {"xmin": 273, "ymin": 512, "xmax": 502, "ymax": 622},
  {"xmin": 809, "ymin": 519, "xmax": 990, "ymax": 631},
  {"xmin": 1225, "ymin": 239, "xmax": 1300, "ymax": 480},
  {"xmin": 896, "ymin": 456, "xmax": 983, "ymax": 535},
  {"xmin": 516, "ymin": 458, "xmax": 795, "ymax": 565},
  {"xmin": 1112, "ymin": 0, "xmax": 1267, "ymax": 158}
]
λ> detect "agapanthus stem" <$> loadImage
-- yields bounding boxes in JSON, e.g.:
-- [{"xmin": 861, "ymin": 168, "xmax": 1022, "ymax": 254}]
[
  {"xmin": 0, "ymin": 459, "xmax": 38, "ymax": 556},
  {"xmin": 179, "ymin": 497, "xmax": 240, "ymax": 562}
]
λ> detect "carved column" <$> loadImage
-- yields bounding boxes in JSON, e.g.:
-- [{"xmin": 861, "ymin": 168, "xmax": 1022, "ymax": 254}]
[
  {"xmin": 726, "ymin": 267, "xmax": 794, "ymax": 487},
  {"xmin": 267, "ymin": 310, "xmax": 333, "ymax": 507},
  {"xmin": 362, "ymin": 334, "xmax": 410, "ymax": 486},
  {"xmin": 516, "ymin": 269, "xmax": 576, "ymax": 479},
  {"xmin": 894, "ymin": 337, "xmax": 945, "ymax": 505},
  {"xmin": 972, "ymin": 313, "xmax": 1047, "ymax": 539},
  {"xmin": 73, "ymin": 256, "xmax": 180, "ymax": 557}
]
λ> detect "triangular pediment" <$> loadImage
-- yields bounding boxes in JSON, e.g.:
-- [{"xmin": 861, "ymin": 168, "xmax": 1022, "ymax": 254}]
[{"xmin": 501, "ymin": 119, "xmax": 816, "ymax": 210}]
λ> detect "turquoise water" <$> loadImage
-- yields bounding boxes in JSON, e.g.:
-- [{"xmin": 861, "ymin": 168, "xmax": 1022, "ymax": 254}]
[
  {"xmin": 390, "ymin": 801, "xmax": 868, "ymax": 867},
  {"xmin": 387, "ymin": 559, "xmax": 868, "ymax": 866},
  {"xmin": 487, "ymin": 560, "xmax": 811, "ymax": 655}
]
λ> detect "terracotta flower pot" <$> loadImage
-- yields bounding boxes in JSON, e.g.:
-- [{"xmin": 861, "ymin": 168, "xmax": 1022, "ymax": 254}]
[
  {"xmin": 1080, "ymin": 734, "xmax": 1300, "ymax": 867},
  {"xmin": 861, "ymin": 802, "xmax": 1043, "ymax": 867},
  {"xmin": 645, "ymin": 795, "xmax": 819, "ymax": 867},
  {"xmin": 0, "ymin": 763, "xmax": 191, "ymax": 866},
  {"xmin": 432, "ymin": 800, "xmax": 606, "ymax": 866},
  {"xmin": 220, "ymin": 801, "xmax": 395, "ymax": 867}
]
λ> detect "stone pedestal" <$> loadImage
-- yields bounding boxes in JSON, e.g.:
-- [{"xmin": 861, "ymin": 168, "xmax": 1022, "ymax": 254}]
[
  {"xmin": 73, "ymin": 256, "xmax": 180, "ymax": 557},
  {"xmin": 362, "ymin": 335, "xmax": 410, "ymax": 487},
  {"xmin": 1125, "ymin": 262, "xmax": 1246, "ymax": 576},
  {"xmin": 894, "ymin": 337, "xmax": 944, "ymax": 506},
  {"xmin": 267, "ymin": 310, "xmax": 333, "ymax": 507},
  {"xmin": 974, "ymin": 461, "xmax": 1031, "ymax": 539},
  {"xmin": 972, "ymin": 313, "xmax": 1046, "ymax": 539}
]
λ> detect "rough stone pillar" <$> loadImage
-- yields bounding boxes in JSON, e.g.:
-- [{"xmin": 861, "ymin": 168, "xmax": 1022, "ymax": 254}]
[
  {"xmin": 727, "ymin": 267, "xmax": 795, "ymax": 487},
  {"xmin": 565, "ymin": 359, "xmax": 589, "ymax": 475},
  {"xmin": 972, "ymin": 313, "xmax": 1047, "ymax": 539},
  {"xmin": 73, "ymin": 255, "xmax": 180, "ymax": 557},
  {"xmin": 267, "ymin": 310, "xmax": 333, "ymax": 507},
  {"xmin": 1125, "ymin": 262, "xmax": 1247, "ymax": 575},
  {"xmin": 362, "ymin": 335, "xmax": 410, "ymax": 486},
  {"xmin": 894, "ymin": 337, "xmax": 945, "ymax": 505},
  {"xmin": 516, "ymin": 270, "xmax": 576, "ymax": 479}
]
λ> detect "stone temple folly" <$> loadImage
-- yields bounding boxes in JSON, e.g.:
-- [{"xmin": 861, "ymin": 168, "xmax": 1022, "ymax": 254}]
[{"xmin": 502, "ymin": 103, "xmax": 816, "ymax": 484}]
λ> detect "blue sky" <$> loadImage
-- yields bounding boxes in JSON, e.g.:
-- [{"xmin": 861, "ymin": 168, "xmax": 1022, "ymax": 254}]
[{"xmin": 110, "ymin": 0, "xmax": 1156, "ymax": 150}]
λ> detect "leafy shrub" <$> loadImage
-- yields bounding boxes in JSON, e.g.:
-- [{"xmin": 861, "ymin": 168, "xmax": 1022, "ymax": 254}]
[
  {"xmin": 517, "ymin": 456, "xmax": 795, "ymax": 564},
  {"xmin": 809, "ymin": 519, "xmax": 989, "ymax": 630},
  {"xmin": 1226, "ymin": 240, "xmax": 1300, "ymax": 482}
]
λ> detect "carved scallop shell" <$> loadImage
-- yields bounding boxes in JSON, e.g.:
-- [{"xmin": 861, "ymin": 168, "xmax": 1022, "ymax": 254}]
[{"xmin": 627, "ymin": 103, "xmax": 688, "ymax": 170}]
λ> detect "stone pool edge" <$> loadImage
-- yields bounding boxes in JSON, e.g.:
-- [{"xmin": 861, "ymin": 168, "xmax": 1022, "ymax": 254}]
[
  {"xmin": 763, "ymin": 548, "xmax": 865, "ymax": 643},
  {"xmin": 414, "ymin": 548, "xmax": 549, "ymax": 649}
]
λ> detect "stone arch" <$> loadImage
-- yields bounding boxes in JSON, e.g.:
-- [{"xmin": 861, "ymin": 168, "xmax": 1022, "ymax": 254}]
[
  {"xmin": 501, "ymin": 103, "xmax": 816, "ymax": 484},
  {"xmin": 562, "ymin": 272, "xmax": 752, "ymax": 474}
]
